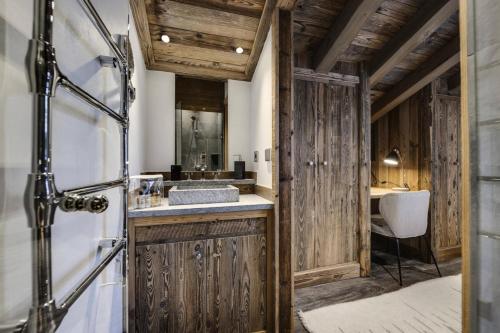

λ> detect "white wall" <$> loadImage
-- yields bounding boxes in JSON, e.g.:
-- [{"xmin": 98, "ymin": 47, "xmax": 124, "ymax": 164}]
[
  {"xmin": 249, "ymin": 30, "xmax": 273, "ymax": 188},
  {"xmin": 129, "ymin": 17, "xmax": 147, "ymax": 176},
  {"xmin": 226, "ymin": 30, "xmax": 273, "ymax": 187},
  {"xmin": 227, "ymin": 80, "xmax": 251, "ymax": 170},
  {"xmin": 0, "ymin": 1, "xmax": 145, "ymax": 331},
  {"xmin": 143, "ymin": 71, "xmax": 176, "ymax": 171}
]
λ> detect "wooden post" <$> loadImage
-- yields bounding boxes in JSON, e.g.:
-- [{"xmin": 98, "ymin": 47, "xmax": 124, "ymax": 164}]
[
  {"xmin": 273, "ymin": 8, "xmax": 294, "ymax": 333},
  {"xmin": 358, "ymin": 62, "xmax": 371, "ymax": 277}
]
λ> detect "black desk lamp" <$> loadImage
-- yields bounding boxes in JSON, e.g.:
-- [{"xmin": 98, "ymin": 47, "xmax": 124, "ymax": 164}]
[{"xmin": 383, "ymin": 147, "xmax": 410, "ymax": 190}]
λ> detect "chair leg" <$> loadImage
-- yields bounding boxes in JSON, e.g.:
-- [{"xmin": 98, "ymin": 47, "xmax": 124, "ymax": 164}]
[
  {"xmin": 424, "ymin": 236, "xmax": 442, "ymax": 277},
  {"xmin": 395, "ymin": 238, "xmax": 403, "ymax": 286}
]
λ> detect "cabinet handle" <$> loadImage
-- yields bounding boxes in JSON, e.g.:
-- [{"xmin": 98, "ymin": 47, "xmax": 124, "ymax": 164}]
[
  {"xmin": 195, "ymin": 252, "xmax": 202, "ymax": 260},
  {"xmin": 322, "ymin": 161, "xmax": 328, "ymax": 166},
  {"xmin": 307, "ymin": 161, "xmax": 314, "ymax": 166}
]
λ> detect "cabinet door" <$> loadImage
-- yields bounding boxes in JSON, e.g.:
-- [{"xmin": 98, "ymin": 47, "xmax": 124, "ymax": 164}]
[
  {"xmin": 293, "ymin": 79, "xmax": 317, "ymax": 272},
  {"xmin": 135, "ymin": 240, "xmax": 206, "ymax": 333},
  {"xmin": 206, "ymin": 235, "xmax": 267, "ymax": 333},
  {"xmin": 315, "ymin": 83, "xmax": 359, "ymax": 267}
]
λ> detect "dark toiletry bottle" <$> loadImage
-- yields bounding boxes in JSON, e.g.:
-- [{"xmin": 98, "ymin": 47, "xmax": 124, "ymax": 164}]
[
  {"xmin": 234, "ymin": 161, "xmax": 245, "ymax": 179},
  {"xmin": 171, "ymin": 165, "xmax": 182, "ymax": 181}
]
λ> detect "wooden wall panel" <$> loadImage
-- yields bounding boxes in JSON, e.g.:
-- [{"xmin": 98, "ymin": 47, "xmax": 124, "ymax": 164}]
[
  {"xmin": 432, "ymin": 94, "xmax": 461, "ymax": 255},
  {"xmin": 372, "ymin": 82, "xmax": 461, "ymax": 262},
  {"xmin": 293, "ymin": 79, "xmax": 317, "ymax": 272}
]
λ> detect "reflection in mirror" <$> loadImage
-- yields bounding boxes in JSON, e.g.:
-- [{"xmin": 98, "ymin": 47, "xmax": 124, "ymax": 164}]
[{"xmin": 175, "ymin": 76, "xmax": 226, "ymax": 171}]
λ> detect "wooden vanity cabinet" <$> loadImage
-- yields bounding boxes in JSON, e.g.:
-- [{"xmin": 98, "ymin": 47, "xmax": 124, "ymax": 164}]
[{"xmin": 129, "ymin": 210, "xmax": 273, "ymax": 333}]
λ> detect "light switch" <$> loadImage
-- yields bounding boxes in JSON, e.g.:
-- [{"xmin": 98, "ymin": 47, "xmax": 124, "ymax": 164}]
[{"xmin": 265, "ymin": 148, "xmax": 271, "ymax": 161}]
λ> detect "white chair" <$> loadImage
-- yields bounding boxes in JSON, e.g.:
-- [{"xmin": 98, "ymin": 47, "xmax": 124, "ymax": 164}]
[{"xmin": 371, "ymin": 190, "xmax": 441, "ymax": 285}]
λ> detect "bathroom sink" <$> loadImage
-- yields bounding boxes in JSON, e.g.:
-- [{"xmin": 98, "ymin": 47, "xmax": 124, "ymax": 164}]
[{"xmin": 168, "ymin": 184, "xmax": 239, "ymax": 205}]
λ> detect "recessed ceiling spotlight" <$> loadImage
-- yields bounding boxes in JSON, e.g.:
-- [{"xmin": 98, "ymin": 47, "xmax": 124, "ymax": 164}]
[
  {"xmin": 161, "ymin": 34, "xmax": 170, "ymax": 43},
  {"xmin": 235, "ymin": 47, "xmax": 244, "ymax": 54}
]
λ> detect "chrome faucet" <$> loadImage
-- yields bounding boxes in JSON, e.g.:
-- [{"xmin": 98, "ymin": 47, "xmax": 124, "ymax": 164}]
[
  {"xmin": 186, "ymin": 172, "xmax": 192, "ymax": 180},
  {"xmin": 214, "ymin": 169, "xmax": 221, "ymax": 180}
]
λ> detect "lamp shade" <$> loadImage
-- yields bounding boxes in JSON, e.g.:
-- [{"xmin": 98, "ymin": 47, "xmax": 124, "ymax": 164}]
[{"xmin": 383, "ymin": 148, "xmax": 400, "ymax": 166}]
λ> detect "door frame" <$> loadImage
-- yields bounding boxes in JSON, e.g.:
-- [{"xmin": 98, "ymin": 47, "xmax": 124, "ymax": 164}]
[{"xmin": 459, "ymin": 0, "xmax": 472, "ymax": 332}]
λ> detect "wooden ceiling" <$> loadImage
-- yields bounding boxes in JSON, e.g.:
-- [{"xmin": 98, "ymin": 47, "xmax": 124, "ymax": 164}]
[
  {"xmin": 293, "ymin": 0, "xmax": 460, "ymax": 121},
  {"xmin": 130, "ymin": 0, "xmax": 277, "ymax": 81}
]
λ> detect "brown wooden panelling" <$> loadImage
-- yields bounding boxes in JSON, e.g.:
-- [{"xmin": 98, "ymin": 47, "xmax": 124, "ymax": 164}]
[
  {"xmin": 358, "ymin": 62, "xmax": 371, "ymax": 277},
  {"xmin": 135, "ymin": 240, "xmax": 207, "ymax": 332},
  {"xmin": 142, "ymin": 171, "xmax": 257, "ymax": 180},
  {"xmin": 136, "ymin": 218, "xmax": 266, "ymax": 244},
  {"xmin": 132, "ymin": 212, "xmax": 271, "ymax": 332},
  {"xmin": 206, "ymin": 235, "xmax": 267, "ymax": 332},
  {"xmin": 132, "ymin": 210, "xmax": 269, "ymax": 227},
  {"xmin": 274, "ymin": 8, "xmax": 295, "ymax": 332},
  {"xmin": 293, "ymin": 79, "xmax": 316, "ymax": 272},
  {"xmin": 255, "ymin": 185, "xmax": 274, "ymax": 201},
  {"xmin": 432, "ymin": 94, "xmax": 461, "ymax": 256},
  {"xmin": 294, "ymin": 262, "xmax": 360, "ymax": 289},
  {"xmin": 293, "ymin": 78, "xmax": 360, "ymax": 274},
  {"xmin": 176, "ymin": 76, "xmax": 225, "ymax": 113},
  {"xmin": 372, "ymin": 82, "xmax": 461, "ymax": 262}
]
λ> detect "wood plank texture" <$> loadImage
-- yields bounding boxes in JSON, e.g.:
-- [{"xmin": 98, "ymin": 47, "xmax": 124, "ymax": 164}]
[
  {"xmin": 274, "ymin": 8, "xmax": 295, "ymax": 332},
  {"xmin": 368, "ymin": 0, "xmax": 458, "ymax": 86},
  {"xmin": 294, "ymin": 67, "xmax": 359, "ymax": 86},
  {"xmin": 245, "ymin": 0, "xmax": 277, "ymax": 77},
  {"xmin": 130, "ymin": 0, "xmax": 155, "ymax": 66},
  {"xmin": 294, "ymin": 262, "xmax": 360, "ymax": 289},
  {"xmin": 292, "ymin": 75, "xmax": 361, "ymax": 278},
  {"xmin": 206, "ymin": 235, "xmax": 267, "ymax": 332},
  {"xmin": 372, "ymin": 82, "xmax": 461, "ymax": 263},
  {"xmin": 132, "ymin": 212, "xmax": 270, "ymax": 332},
  {"xmin": 371, "ymin": 36, "xmax": 460, "ymax": 122},
  {"xmin": 358, "ymin": 62, "xmax": 371, "ymax": 277},
  {"xmin": 313, "ymin": 0, "xmax": 384, "ymax": 72}
]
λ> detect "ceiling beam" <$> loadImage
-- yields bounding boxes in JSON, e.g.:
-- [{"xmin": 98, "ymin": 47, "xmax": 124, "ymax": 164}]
[
  {"xmin": 277, "ymin": 0, "xmax": 298, "ymax": 10},
  {"xmin": 245, "ymin": 0, "xmax": 277, "ymax": 78},
  {"xmin": 371, "ymin": 36, "xmax": 460, "ymax": 123},
  {"xmin": 130, "ymin": 0, "xmax": 155, "ymax": 67},
  {"xmin": 369, "ymin": 0, "xmax": 458, "ymax": 86},
  {"xmin": 170, "ymin": 0, "xmax": 264, "ymax": 18},
  {"xmin": 150, "ymin": 62, "xmax": 249, "ymax": 81},
  {"xmin": 313, "ymin": 0, "xmax": 384, "ymax": 73}
]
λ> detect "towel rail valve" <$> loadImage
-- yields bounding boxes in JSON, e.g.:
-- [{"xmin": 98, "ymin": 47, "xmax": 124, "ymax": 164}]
[{"xmin": 60, "ymin": 194, "xmax": 109, "ymax": 214}]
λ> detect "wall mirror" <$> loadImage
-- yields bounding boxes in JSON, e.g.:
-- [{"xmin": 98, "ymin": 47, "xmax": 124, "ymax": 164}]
[{"xmin": 175, "ymin": 76, "xmax": 227, "ymax": 171}]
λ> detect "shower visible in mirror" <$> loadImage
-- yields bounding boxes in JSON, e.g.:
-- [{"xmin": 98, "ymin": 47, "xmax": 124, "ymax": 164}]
[{"xmin": 175, "ymin": 76, "xmax": 225, "ymax": 171}]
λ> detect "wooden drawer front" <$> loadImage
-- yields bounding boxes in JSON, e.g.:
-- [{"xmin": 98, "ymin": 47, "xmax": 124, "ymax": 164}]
[{"xmin": 136, "ymin": 218, "xmax": 266, "ymax": 245}]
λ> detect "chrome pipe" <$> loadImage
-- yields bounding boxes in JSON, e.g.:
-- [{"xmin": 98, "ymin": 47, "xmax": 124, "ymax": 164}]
[
  {"xmin": 118, "ymin": 35, "xmax": 130, "ymax": 332},
  {"xmin": 26, "ymin": 0, "xmax": 59, "ymax": 331},
  {"xmin": 58, "ymin": 240, "xmax": 125, "ymax": 314},
  {"xmin": 58, "ymin": 76, "xmax": 126, "ymax": 125},
  {"xmin": 79, "ymin": 0, "xmax": 127, "ymax": 68},
  {"xmin": 59, "ymin": 178, "xmax": 126, "ymax": 197}
]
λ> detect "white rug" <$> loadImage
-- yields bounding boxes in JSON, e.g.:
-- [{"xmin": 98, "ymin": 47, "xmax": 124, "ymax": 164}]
[{"xmin": 299, "ymin": 275, "xmax": 462, "ymax": 333}]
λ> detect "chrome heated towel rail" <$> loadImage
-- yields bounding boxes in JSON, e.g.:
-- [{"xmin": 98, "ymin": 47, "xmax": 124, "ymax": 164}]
[{"xmin": 16, "ymin": 0, "xmax": 134, "ymax": 332}]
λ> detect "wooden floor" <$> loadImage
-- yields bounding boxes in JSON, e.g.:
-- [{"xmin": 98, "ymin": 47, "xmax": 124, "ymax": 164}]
[{"xmin": 294, "ymin": 250, "xmax": 462, "ymax": 332}]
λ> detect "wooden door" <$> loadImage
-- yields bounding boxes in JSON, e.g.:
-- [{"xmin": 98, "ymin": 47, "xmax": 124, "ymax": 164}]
[
  {"xmin": 206, "ymin": 235, "xmax": 267, "ymax": 333},
  {"xmin": 135, "ymin": 240, "xmax": 207, "ymax": 333},
  {"xmin": 293, "ymin": 79, "xmax": 317, "ymax": 272},
  {"xmin": 315, "ymin": 83, "xmax": 359, "ymax": 267}
]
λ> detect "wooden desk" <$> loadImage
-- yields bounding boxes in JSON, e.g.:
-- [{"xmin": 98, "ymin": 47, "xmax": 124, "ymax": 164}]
[{"xmin": 370, "ymin": 187, "xmax": 403, "ymax": 199}]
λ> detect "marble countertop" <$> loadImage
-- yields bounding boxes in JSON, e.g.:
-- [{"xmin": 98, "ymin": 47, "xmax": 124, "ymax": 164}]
[
  {"xmin": 128, "ymin": 194, "xmax": 273, "ymax": 218},
  {"xmin": 164, "ymin": 178, "xmax": 256, "ymax": 186}
]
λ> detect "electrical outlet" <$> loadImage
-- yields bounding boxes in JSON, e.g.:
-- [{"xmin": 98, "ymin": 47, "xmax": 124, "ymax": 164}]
[{"xmin": 254, "ymin": 151, "xmax": 259, "ymax": 162}]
